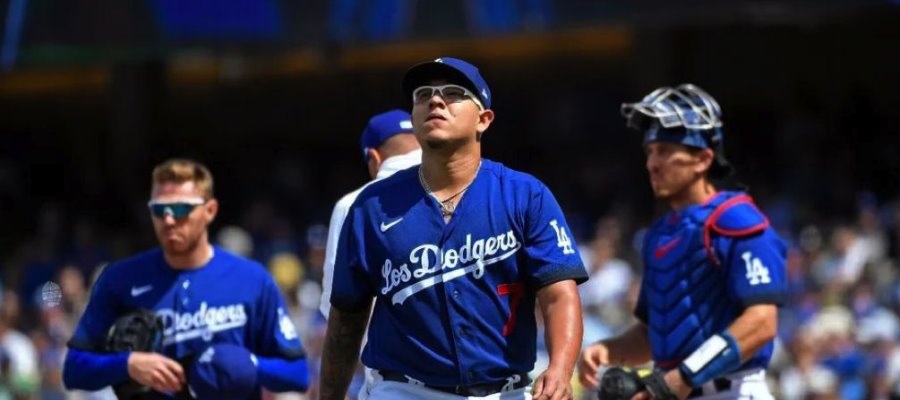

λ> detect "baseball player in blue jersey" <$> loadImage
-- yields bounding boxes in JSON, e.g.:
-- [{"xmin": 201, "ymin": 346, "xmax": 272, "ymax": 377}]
[
  {"xmin": 62, "ymin": 159, "xmax": 309, "ymax": 399},
  {"xmin": 320, "ymin": 109, "xmax": 422, "ymax": 320},
  {"xmin": 578, "ymin": 85, "xmax": 787, "ymax": 399},
  {"xmin": 320, "ymin": 57, "xmax": 589, "ymax": 400}
]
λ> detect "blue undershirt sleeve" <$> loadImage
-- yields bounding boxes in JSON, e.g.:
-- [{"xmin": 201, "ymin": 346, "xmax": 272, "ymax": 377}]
[
  {"xmin": 62, "ymin": 348, "xmax": 131, "ymax": 391},
  {"xmin": 256, "ymin": 356, "xmax": 309, "ymax": 392}
]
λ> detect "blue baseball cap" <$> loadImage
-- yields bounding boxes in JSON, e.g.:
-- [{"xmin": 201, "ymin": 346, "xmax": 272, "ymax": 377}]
[
  {"xmin": 402, "ymin": 57, "xmax": 492, "ymax": 109},
  {"xmin": 360, "ymin": 109, "xmax": 414, "ymax": 160},
  {"xmin": 188, "ymin": 343, "xmax": 258, "ymax": 400},
  {"xmin": 642, "ymin": 122, "xmax": 724, "ymax": 150}
]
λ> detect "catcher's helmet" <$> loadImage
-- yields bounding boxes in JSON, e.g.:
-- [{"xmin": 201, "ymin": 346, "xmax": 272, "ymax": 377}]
[{"xmin": 621, "ymin": 84, "xmax": 733, "ymax": 179}]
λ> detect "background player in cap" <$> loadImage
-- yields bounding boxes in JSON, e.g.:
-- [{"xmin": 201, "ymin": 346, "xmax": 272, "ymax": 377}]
[
  {"xmin": 320, "ymin": 57, "xmax": 588, "ymax": 400},
  {"xmin": 62, "ymin": 158, "xmax": 309, "ymax": 399},
  {"xmin": 578, "ymin": 85, "xmax": 787, "ymax": 399},
  {"xmin": 320, "ymin": 109, "xmax": 422, "ymax": 320}
]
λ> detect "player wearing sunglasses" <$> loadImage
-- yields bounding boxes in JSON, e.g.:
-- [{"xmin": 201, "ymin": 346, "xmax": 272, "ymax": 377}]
[
  {"xmin": 63, "ymin": 159, "xmax": 310, "ymax": 399},
  {"xmin": 146, "ymin": 170, "xmax": 216, "ymax": 264}
]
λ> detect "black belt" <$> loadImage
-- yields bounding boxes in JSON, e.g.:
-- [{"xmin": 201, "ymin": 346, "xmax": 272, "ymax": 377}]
[
  {"xmin": 688, "ymin": 378, "xmax": 732, "ymax": 398},
  {"xmin": 379, "ymin": 370, "xmax": 529, "ymax": 397}
]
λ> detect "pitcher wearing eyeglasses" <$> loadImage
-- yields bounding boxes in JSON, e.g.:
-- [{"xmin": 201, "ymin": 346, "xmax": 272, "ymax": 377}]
[
  {"xmin": 320, "ymin": 57, "xmax": 588, "ymax": 400},
  {"xmin": 62, "ymin": 159, "xmax": 310, "ymax": 399}
]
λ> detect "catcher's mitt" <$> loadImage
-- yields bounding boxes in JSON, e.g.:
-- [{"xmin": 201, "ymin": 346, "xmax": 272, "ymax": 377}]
[
  {"xmin": 596, "ymin": 367, "xmax": 678, "ymax": 400},
  {"xmin": 106, "ymin": 309, "xmax": 164, "ymax": 399},
  {"xmin": 597, "ymin": 367, "xmax": 644, "ymax": 400}
]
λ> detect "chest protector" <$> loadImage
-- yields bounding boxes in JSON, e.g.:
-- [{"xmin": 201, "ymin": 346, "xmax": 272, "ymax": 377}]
[{"xmin": 642, "ymin": 191, "xmax": 769, "ymax": 369}]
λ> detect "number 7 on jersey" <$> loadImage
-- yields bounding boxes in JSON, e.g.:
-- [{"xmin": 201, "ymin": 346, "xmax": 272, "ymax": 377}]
[{"xmin": 497, "ymin": 283, "xmax": 524, "ymax": 336}]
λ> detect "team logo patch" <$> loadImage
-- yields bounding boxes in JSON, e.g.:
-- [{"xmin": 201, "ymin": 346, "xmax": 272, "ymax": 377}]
[
  {"xmin": 742, "ymin": 251, "xmax": 771, "ymax": 286},
  {"xmin": 277, "ymin": 307, "xmax": 298, "ymax": 340},
  {"xmin": 549, "ymin": 220, "xmax": 575, "ymax": 255}
]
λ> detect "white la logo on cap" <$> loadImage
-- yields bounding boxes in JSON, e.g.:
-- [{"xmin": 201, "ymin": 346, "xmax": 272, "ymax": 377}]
[
  {"xmin": 435, "ymin": 58, "xmax": 443, "ymax": 63},
  {"xmin": 199, "ymin": 346, "xmax": 216, "ymax": 363},
  {"xmin": 400, "ymin": 120, "xmax": 413, "ymax": 129},
  {"xmin": 482, "ymin": 88, "xmax": 489, "ymax": 99},
  {"xmin": 647, "ymin": 124, "xmax": 659, "ymax": 140}
]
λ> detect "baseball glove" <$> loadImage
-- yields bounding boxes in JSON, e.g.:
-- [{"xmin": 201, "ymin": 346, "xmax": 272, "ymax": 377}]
[
  {"xmin": 596, "ymin": 367, "xmax": 678, "ymax": 400},
  {"xmin": 641, "ymin": 369, "xmax": 678, "ymax": 400},
  {"xmin": 106, "ymin": 309, "xmax": 164, "ymax": 399},
  {"xmin": 107, "ymin": 309, "xmax": 164, "ymax": 353},
  {"xmin": 597, "ymin": 367, "xmax": 643, "ymax": 400}
]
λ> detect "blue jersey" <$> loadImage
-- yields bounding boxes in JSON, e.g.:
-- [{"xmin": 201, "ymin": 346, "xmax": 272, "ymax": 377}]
[
  {"xmin": 634, "ymin": 191, "xmax": 787, "ymax": 372},
  {"xmin": 331, "ymin": 159, "xmax": 587, "ymax": 387},
  {"xmin": 69, "ymin": 246, "xmax": 305, "ymax": 394}
]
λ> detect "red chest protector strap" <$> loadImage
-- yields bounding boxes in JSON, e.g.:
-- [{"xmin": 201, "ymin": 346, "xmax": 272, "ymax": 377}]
[{"xmin": 703, "ymin": 194, "xmax": 770, "ymax": 267}]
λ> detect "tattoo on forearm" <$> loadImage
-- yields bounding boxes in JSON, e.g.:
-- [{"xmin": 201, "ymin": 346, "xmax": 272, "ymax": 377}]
[{"xmin": 319, "ymin": 308, "xmax": 371, "ymax": 400}]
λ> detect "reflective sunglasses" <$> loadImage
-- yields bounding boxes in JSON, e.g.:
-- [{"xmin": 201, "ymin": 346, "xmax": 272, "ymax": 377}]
[
  {"xmin": 412, "ymin": 84, "xmax": 484, "ymax": 110},
  {"xmin": 147, "ymin": 198, "xmax": 206, "ymax": 219}
]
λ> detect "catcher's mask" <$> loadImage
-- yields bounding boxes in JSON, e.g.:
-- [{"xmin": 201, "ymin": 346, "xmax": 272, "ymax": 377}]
[{"xmin": 621, "ymin": 84, "xmax": 734, "ymax": 180}]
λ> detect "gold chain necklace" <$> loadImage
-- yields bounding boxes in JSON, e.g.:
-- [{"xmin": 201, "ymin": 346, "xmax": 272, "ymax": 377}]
[{"xmin": 418, "ymin": 161, "xmax": 481, "ymax": 218}]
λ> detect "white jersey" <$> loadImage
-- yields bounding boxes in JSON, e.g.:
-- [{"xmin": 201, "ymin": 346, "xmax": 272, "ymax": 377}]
[{"xmin": 320, "ymin": 149, "xmax": 422, "ymax": 318}]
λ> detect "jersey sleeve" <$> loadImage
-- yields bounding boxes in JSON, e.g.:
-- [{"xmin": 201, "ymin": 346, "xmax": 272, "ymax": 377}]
[
  {"xmin": 320, "ymin": 197, "xmax": 352, "ymax": 319},
  {"xmin": 68, "ymin": 265, "xmax": 123, "ymax": 351},
  {"xmin": 522, "ymin": 183, "xmax": 588, "ymax": 287},
  {"xmin": 256, "ymin": 275, "xmax": 306, "ymax": 359},
  {"xmin": 330, "ymin": 203, "xmax": 375, "ymax": 312},
  {"xmin": 725, "ymin": 229, "xmax": 788, "ymax": 308}
]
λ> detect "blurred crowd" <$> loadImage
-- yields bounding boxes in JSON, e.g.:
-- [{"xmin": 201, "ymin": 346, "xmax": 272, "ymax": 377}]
[
  {"xmin": 1, "ymin": 186, "xmax": 899, "ymax": 400},
  {"xmin": 0, "ymin": 0, "xmax": 896, "ymax": 398}
]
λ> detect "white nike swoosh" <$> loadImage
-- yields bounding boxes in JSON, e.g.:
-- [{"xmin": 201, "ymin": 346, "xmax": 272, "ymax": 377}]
[
  {"xmin": 131, "ymin": 285, "xmax": 153, "ymax": 297},
  {"xmin": 380, "ymin": 218, "xmax": 403, "ymax": 232}
]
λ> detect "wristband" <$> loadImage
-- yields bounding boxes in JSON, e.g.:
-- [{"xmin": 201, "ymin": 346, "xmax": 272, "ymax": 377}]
[{"xmin": 677, "ymin": 331, "xmax": 742, "ymax": 387}]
